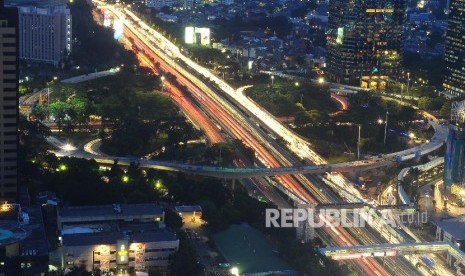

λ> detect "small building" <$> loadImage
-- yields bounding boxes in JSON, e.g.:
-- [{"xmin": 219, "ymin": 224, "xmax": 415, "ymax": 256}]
[
  {"xmin": 175, "ymin": 205, "xmax": 202, "ymax": 228},
  {"xmin": 62, "ymin": 228, "xmax": 179, "ymax": 272},
  {"xmin": 0, "ymin": 205, "xmax": 49, "ymax": 275},
  {"xmin": 175, "ymin": 205, "xmax": 202, "ymax": 218},
  {"xmin": 58, "ymin": 204, "xmax": 177, "ymax": 273}
]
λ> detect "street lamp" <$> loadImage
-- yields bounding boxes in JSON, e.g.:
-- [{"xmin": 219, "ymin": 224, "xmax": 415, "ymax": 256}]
[
  {"xmin": 318, "ymin": 77, "xmax": 324, "ymax": 84},
  {"xmin": 357, "ymin": 124, "xmax": 361, "ymax": 160},
  {"xmin": 295, "ymin": 82, "xmax": 299, "ymax": 87},
  {"xmin": 271, "ymin": 75, "xmax": 274, "ymax": 85},
  {"xmin": 406, "ymin": 72, "xmax": 410, "ymax": 102},
  {"xmin": 383, "ymin": 111, "xmax": 389, "ymax": 145}
]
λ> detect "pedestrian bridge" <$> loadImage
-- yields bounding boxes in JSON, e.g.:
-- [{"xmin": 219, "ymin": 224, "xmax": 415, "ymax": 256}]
[{"xmin": 320, "ymin": 241, "xmax": 465, "ymax": 263}]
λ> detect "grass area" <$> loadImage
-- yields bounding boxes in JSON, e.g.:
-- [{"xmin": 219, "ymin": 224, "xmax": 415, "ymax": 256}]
[{"xmin": 213, "ymin": 224, "xmax": 292, "ymax": 274}]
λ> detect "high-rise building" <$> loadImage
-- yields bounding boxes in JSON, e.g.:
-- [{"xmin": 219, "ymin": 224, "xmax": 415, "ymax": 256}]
[
  {"xmin": 443, "ymin": 127, "xmax": 465, "ymax": 189},
  {"xmin": 0, "ymin": 0, "xmax": 19, "ymax": 202},
  {"xmin": 16, "ymin": 4, "xmax": 72, "ymax": 66},
  {"xmin": 443, "ymin": 0, "xmax": 465, "ymax": 97},
  {"xmin": 326, "ymin": 0, "xmax": 406, "ymax": 89}
]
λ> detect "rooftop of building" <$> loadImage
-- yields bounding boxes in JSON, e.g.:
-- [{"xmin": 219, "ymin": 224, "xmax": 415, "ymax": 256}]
[
  {"xmin": 0, "ymin": 220, "xmax": 29, "ymax": 247},
  {"xmin": 59, "ymin": 203, "xmax": 163, "ymax": 219},
  {"xmin": 175, "ymin": 205, "xmax": 202, "ymax": 213},
  {"xmin": 62, "ymin": 228, "xmax": 178, "ymax": 247},
  {"xmin": 5, "ymin": 0, "xmax": 67, "ymax": 7},
  {"xmin": 433, "ymin": 215, "xmax": 465, "ymax": 240},
  {"xmin": 0, "ymin": 205, "xmax": 48, "ymax": 257},
  {"xmin": 20, "ymin": 206, "xmax": 49, "ymax": 256}
]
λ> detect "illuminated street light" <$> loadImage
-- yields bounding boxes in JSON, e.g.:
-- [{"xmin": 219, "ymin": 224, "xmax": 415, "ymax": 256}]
[
  {"xmin": 409, "ymin": 132, "xmax": 415, "ymax": 139},
  {"xmin": 271, "ymin": 75, "xmax": 274, "ymax": 85},
  {"xmin": 357, "ymin": 124, "xmax": 361, "ymax": 160},
  {"xmin": 230, "ymin": 267, "xmax": 239, "ymax": 276},
  {"xmin": 154, "ymin": 179, "xmax": 162, "ymax": 190},
  {"xmin": 377, "ymin": 119, "xmax": 383, "ymax": 124},
  {"xmin": 383, "ymin": 111, "xmax": 389, "ymax": 145},
  {"xmin": 58, "ymin": 164, "xmax": 67, "ymax": 171},
  {"xmin": 122, "ymin": 175, "xmax": 129, "ymax": 183},
  {"xmin": 295, "ymin": 82, "xmax": 299, "ymax": 87},
  {"xmin": 62, "ymin": 143, "xmax": 76, "ymax": 151},
  {"xmin": 318, "ymin": 77, "xmax": 324, "ymax": 84},
  {"xmin": 406, "ymin": 72, "xmax": 410, "ymax": 102}
]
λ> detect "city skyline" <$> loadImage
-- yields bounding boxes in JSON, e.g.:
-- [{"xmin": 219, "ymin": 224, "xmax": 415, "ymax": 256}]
[{"xmin": 2, "ymin": 0, "xmax": 465, "ymax": 275}]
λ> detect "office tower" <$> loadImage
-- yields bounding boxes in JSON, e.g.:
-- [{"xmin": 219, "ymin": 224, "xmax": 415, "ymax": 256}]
[
  {"xmin": 444, "ymin": 127, "xmax": 465, "ymax": 190},
  {"xmin": 0, "ymin": 0, "xmax": 19, "ymax": 201},
  {"xmin": 443, "ymin": 0, "xmax": 465, "ymax": 97},
  {"xmin": 326, "ymin": 0, "xmax": 406, "ymax": 89},
  {"xmin": 17, "ymin": 4, "xmax": 72, "ymax": 66}
]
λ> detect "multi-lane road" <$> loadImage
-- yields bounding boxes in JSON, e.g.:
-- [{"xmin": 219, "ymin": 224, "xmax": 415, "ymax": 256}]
[{"xmin": 101, "ymin": 5, "xmax": 406, "ymax": 275}]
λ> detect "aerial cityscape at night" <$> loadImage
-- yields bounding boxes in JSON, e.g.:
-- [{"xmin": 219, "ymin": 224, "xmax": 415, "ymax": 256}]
[{"xmin": 1, "ymin": 0, "xmax": 465, "ymax": 275}]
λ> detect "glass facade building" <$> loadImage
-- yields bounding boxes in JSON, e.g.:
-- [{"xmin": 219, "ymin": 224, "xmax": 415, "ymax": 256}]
[
  {"xmin": 443, "ymin": 0, "xmax": 465, "ymax": 97},
  {"xmin": 326, "ymin": 0, "xmax": 406, "ymax": 89},
  {"xmin": 444, "ymin": 127, "xmax": 465, "ymax": 189}
]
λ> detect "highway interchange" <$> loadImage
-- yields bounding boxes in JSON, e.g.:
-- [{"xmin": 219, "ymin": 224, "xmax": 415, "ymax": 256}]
[{"xmin": 43, "ymin": 2, "xmax": 459, "ymax": 275}]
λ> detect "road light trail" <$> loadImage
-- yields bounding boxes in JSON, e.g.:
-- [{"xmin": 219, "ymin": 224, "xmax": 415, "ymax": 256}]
[{"xmin": 93, "ymin": 4, "xmax": 406, "ymax": 275}]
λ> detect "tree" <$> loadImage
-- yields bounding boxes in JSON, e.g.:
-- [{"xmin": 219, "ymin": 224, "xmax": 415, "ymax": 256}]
[
  {"xmin": 70, "ymin": 97, "xmax": 91, "ymax": 129},
  {"xmin": 418, "ymin": 96, "xmax": 433, "ymax": 110},
  {"xmin": 164, "ymin": 209, "xmax": 183, "ymax": 229},
  {"xmin": 169, "ymin": 232, "xmax": 202, "ymax": 276},
  {"xmin": 440, "ymin": 101, "xmax": 452, "ymax": 119},
  {"xmin": 30, "ymin": 104, "xmax": 49, "ymax": 121},
  {"xmin": 48, "ymin": 101, "xmax": 69, "ymax": 132}
]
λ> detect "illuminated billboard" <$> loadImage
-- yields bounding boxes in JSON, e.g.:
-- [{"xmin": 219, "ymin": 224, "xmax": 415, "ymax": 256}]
[
  {"xmin": 185, "ymin": 27, "xmax": 211, "ymax": 45},
  {"xmin": 197, "ymin": 27, "xmax": 211, "ymax": 45},
  {"xmin": 185, "ymin": 26, "xmax": 195, "ymax": 44},
  {"xmin": 113, "ymin": 19, "xmax": 123, "ymax": 40}
]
